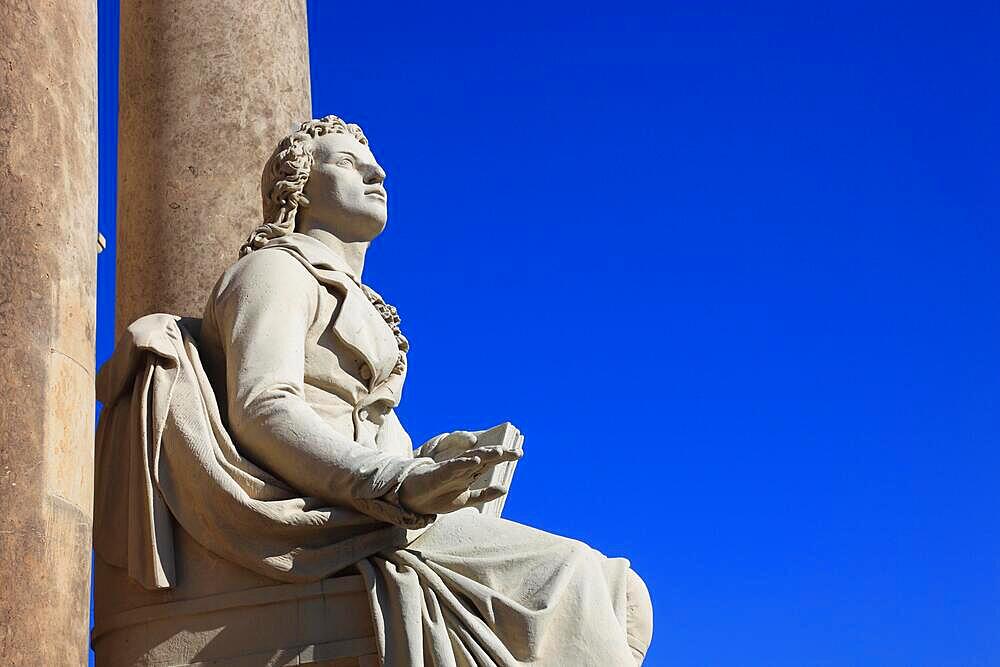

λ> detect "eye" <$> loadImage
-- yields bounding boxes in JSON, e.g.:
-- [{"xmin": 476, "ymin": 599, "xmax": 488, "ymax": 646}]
[{"xmin": 335, "ymin": 156, "xmax": 355, "ymax": 168}]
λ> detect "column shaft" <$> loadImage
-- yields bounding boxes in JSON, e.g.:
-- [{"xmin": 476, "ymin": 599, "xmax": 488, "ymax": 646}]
[
  {"xmin": 0, "ymin": 0, "xmax": 98, "ymax": 664},
  {"xmin": 116, "ymin": 0, "xmax": 312, "ymax": 329}
]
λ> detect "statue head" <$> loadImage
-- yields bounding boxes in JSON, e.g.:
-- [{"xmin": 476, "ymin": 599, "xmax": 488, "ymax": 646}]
[{"xmin": 240, "ymin": 115, "xmax": 388, "ymax": 256}]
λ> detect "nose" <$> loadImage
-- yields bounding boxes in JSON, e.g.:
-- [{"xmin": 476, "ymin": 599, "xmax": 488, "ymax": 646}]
[{"xmin": 364, "ymin": 163, "xmax": 386, "ymax": 185}]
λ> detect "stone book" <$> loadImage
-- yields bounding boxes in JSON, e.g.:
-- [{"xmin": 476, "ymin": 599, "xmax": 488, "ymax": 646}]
[{"xmin": 469, "ymin": 422, "xmax": 524, "ymax": 518}]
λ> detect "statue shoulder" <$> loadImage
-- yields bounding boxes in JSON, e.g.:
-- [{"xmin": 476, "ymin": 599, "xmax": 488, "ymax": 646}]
[
  {"xmin": 204, "ymin": 248, "xmax": 319, "ymax": 331},
  {"xmin": 213, "ymin": 247, "xmax": 316, "ymax": 301}
]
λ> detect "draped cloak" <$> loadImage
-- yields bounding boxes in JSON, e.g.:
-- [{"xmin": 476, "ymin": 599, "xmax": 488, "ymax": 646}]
[{"xmin": 94, "ymin": 233, "xmax": 635, "ymax": 666}]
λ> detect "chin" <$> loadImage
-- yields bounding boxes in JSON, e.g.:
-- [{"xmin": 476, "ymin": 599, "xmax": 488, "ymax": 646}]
[
  {"xmin": 356, "ymin": 212, "xmax": 387, "ymax": 241},
  {"xmin": 334, "ymin": 202, "xmax": 387, "ymax": 242},
  {"xmin": 368, "ymin": 218, "xmax": 388, "ymax": 239}
]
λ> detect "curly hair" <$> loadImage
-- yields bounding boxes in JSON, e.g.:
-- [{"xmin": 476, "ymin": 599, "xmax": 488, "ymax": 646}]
[{"xmin": 240, "ymin": 115, "xmax": 369, "ymax": 256}]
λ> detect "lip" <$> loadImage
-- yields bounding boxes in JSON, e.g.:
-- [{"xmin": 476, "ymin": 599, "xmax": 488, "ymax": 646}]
[{"xmin": 365, "ymin": 190, "xmax": 387, "ymax": 201}]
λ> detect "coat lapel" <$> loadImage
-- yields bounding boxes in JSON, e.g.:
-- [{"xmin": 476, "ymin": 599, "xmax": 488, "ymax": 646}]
[{"xmin": 262, "ymin": 235, "xmax": 398, "ymax": 390}]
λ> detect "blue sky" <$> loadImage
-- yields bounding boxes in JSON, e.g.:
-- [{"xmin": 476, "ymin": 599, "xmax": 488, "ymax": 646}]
[{"xmin": 96, "ymin": 2, "xmax": 999, "ymax": 665}]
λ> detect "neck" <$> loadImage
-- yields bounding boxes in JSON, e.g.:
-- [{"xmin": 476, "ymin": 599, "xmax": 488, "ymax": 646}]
[{"xmin": 299, "ymin": 227, "xmax": 369, "ymax": 279}]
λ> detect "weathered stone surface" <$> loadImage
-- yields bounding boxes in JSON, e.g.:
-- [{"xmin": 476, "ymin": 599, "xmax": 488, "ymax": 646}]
[
  {"xmin": 0, "ymin": 0, "xmax": 97, "ymax": 664},
  {"xmin": 115, "ymin": 0, "xmax": 312, "ymax": 331}
]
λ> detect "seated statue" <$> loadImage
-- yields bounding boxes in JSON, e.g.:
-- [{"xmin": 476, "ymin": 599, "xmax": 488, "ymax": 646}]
[{"xmin": 93, "ymin": 116, "xmax": 653, "ymax": 666}]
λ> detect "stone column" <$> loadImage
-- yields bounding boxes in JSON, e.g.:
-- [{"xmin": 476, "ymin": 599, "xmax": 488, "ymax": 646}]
[
  {"xmin": 0, "ymin": 1, "xmax": 98, "ymax": 664},
  {"xmin": 116, "ymin": 0, "xmax": 312, "ymax": 330}
]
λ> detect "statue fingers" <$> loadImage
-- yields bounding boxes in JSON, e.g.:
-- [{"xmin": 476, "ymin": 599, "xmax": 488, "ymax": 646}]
[
  {"xmin": 417, "ymin": 432, "xmax": 450, "ymax": 458},
  {"xmin": 463, "ymin": 446, "xmax": 504, "ymax": 461},
  {"xmin": 466, "ymin": 486, "xmax": 506, "ymax": 505},
  {"xmin": 444, "ymin": 430, "xmax": 478, "ymax": 448},
  {"xmin": 427, "ymin": 431, "xmax": 479, "ymax": 462},
  {"xmin": 465, "ymin": 446, "xmax": 521, "ymax": 468},
  {"xmin": 436, "ymin": 456, "xmax": 485, "ymax": 483},
  {"xmin": 500, "ymin": 448, "xmax": 522, "ymax": 462}
]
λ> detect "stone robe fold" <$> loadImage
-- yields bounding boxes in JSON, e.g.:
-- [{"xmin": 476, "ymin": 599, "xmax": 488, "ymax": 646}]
[
  {"xmin": 94, "ymin": 233, "xmax": 637, "ymax": 665},
  {"xmin": 94, "ymin": 313, "xmax": 430, "ymax": 590}
]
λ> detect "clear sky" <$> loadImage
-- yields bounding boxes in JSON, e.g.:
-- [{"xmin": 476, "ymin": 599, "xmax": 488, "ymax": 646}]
[{"xmin": 95, "ymin": 2, "xmax": 999, "ymax": 665}]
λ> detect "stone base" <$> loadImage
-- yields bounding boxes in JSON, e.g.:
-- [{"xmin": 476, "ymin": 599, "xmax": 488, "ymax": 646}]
[
  {"xmin": 92, "ymin": 527, "xmax": 378, "ymax": 666},
  {"xmin": 92, "ymin": 573, "xmax": 378, "ymax": 666}
]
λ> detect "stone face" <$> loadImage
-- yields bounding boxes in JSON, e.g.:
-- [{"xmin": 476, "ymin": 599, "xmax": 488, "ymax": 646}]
[
  {"xmin": 115, "ymin": 0, "xmax": 312, "ymax": 331},
  {"xmin": 0, "ymin": 1, "xmax": 98, "ymax": 664}
]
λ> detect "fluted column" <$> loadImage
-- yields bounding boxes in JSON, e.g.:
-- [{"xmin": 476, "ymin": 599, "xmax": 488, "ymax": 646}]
[
  {"xmin": 116, "ymin": 0, "xmax": 312, "ymax": 330},
  {"xmin": 0, "ymin": 0, "xmax": 98, "ymax": 664}
]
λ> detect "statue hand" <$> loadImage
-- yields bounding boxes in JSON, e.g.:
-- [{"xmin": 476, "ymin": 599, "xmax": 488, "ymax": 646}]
[
  {"xmin": 399, "ymin": 447, "xmax": 522, "ymax": 515},
  {"xmin": 418, "ymin": 430, "xmax": 478, "ymax": 462}
]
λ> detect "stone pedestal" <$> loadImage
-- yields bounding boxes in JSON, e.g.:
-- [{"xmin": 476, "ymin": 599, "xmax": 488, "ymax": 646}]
[
  {"xmin": 115, "ymin": 0, "xmax": 312, "ymax": 330},
  {"xmin": 93, "ymin": 528, "xmax": 378, "ymax": 667},
  {"xmin": 0, "ymin": 1, "xmax": 98, "ymax": 664}
]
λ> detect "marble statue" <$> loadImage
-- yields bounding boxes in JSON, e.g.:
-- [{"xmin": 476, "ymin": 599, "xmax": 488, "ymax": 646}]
[{"xmin": 94, "ymin": 116, "xmax": 653, "ymax": 666}]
